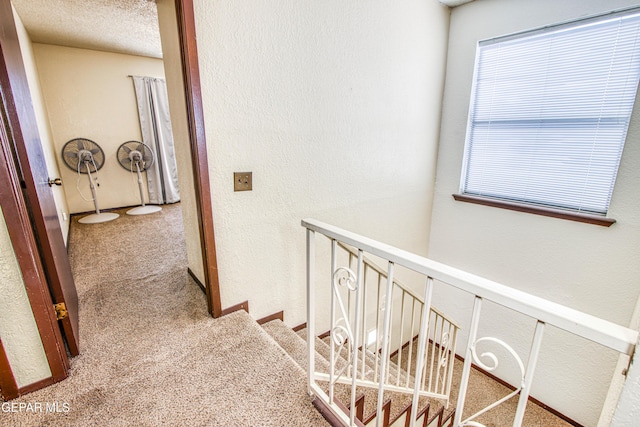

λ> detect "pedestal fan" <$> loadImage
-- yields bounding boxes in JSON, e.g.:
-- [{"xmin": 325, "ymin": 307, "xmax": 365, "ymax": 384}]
[
  {"xmin": 116, "ymin": 140, "xmax": 161, "ymax": 216},
  {"xmin": 61, "ymin": 138, "xmax": 119, "ymax": 224}
]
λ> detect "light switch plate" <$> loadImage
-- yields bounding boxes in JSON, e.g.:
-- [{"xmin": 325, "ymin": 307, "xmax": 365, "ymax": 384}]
[{"xmin": 234, "ymin": 172, "xmax": 252, "ymax": 191}]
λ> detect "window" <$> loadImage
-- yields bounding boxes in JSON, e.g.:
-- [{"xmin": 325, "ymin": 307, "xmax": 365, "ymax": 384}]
[{"xmin": 459, "ymin": 9, "xmax": 640, "ymax": 224}]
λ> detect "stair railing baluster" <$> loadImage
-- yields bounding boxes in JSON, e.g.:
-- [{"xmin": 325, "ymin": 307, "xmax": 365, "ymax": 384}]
[
  {"xmin": 329, "ymin": 239, "xmax": 337, "ymax": 404},
  {"xmin": 385, "ymin": 285, "xmax": 395, "ymax": 386},
  {"xmin": 306, "ymin": 228, "xmax": 316, "ymax": 397},
  {"xmin": 397, "ymin": 290, "xmax": 407, "ymax": 386},
  {"xmin": 427, "ymin": 311, "xmax": 438, "ymax": 392},
  {"xmin": 513, "ymin": 320, "xmax": 546, "ymax": 426},
  {"xmin": 361, "ymin": 265, "xmax": 368, "ymax": 380},
  {"xmin": 409, "ymin": 276, "xmax": 434, "ymax": 427},
  {"xmin": 435, "ymin": 314, "xmax": 446, "ymax": 393},
  {"xmin": 374, "ymin": 273, "xmax": 382, "ymax": 383},
  {"xmin": 349, "ymin": 249, "xmax": 364, "ymax": 427},
  {"xmin": 376, "ymin": 261, "xmax": 395, "ymax": 427},
  {"xmin": 444, "ymin": 323, "xmax": 458, "ymax": 408},
  {"xmin": 406, "ymin": 298, "xmax": 417, "ymax": 388},
  {"xmin": 453, "ymin": 296, "xmax": 483, "ymax": 427}
]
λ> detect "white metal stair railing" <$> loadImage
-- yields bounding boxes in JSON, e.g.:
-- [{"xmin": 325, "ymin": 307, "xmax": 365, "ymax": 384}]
[
  {"xmin": 302, "ymin": 218, "xmax": 639, "ymax": 427},
  {"xmin": 333, "ymin": 242, "xmax": 459, "ymax": 402}
]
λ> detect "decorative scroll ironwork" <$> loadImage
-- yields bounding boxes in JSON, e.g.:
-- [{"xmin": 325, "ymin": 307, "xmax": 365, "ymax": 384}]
[
  {"xmin": 330, "ymin": 266, "xmax": 358, "ymax": 383},
  {"xmin": 461, "ymin": 337, "xmax": 526, "ymax": 427}
]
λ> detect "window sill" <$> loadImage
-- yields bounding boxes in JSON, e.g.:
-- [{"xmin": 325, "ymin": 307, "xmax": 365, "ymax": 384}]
[{"xmin": 452, "ymin": 194, "xmax": 616, "ymax": 227}]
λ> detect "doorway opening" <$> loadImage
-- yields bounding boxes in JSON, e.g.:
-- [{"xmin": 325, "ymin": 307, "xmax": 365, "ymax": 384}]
[{"xmin": 0, "ymin": 0, "xmax": 221, "ymax": 399}]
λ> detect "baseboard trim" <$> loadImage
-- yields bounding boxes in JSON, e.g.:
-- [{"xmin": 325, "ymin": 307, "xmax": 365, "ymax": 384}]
[
  {"xmin": 221, "ymin": 300, "xmax": 249, "ymax": 316},
  {"xmin": 318, "ymin": 330, "xmax": 331, "ymax": 340},
  {"xmin": 293, "ymin": 322, "xmax": 307, "ymax": 332},
  {"xmin": 257, "ymin": 311, "xmax": 284, "ymax": 325},
  {"xmin": 187, "ymin": 268, "xmax": 206, "ymax": 294}
]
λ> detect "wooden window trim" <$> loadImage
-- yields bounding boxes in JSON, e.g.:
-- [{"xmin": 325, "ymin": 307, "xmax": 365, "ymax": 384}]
[{"xmin": 453, "ymin": 194, "xmax": 616, "ymax": 227}]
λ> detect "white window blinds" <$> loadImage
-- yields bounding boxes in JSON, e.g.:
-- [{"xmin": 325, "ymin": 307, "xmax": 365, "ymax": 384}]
[{"xmin": 461, "ymin": 10, "xmax": 640, "ymax": 215}]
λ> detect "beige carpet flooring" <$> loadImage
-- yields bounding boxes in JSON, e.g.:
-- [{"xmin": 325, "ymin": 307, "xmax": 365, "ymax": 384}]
[{"xmin": 2, "ymin": 204, "xmax": 327, "ymax": 426}]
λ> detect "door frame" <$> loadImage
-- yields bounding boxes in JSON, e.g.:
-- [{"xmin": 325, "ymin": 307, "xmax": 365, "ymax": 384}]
[
  {"xmin": 175, "ymin": 0, "xmax": 222, "ymax": 318},
  {"xmin": 0, "ymin": 0, "xmax": 222, "ymax": 398}
]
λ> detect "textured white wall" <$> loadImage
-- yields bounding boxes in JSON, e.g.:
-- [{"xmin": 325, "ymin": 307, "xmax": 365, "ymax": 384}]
[
  {"xmin": 612, "ymin": 340, "xmax": 640, "ymax": 425},
  {"xmin": 192, "ymin": 0, "xmax": 450, "ymax": 322},
  {"xmin": 33, "ymin": 44, "xmax": 166, "ymax": 214},
  {"xmin": 0, "ymin": 207, "xmax": 51, "ymax": 388},
  {"xmin": 155, "ymin": 0, "xmax": 205, "ymax": 283},
  {"xmin": 429, "ymin": 0, "xmax": 640, "ymax": 425},
  {"xmin": 13, "ymin": 5, "xmax": 71, "ymax": 243}
]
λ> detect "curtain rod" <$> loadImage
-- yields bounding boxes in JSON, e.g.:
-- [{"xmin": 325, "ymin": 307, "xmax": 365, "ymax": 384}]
[{"xmin": 127, "ymin": 75, "xmax": 165, "ymax": 79}]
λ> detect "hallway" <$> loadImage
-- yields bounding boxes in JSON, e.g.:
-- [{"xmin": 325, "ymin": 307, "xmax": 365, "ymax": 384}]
[{"xmin": 1, "ymin": 204, "xmax": 325, "ymax": 426}]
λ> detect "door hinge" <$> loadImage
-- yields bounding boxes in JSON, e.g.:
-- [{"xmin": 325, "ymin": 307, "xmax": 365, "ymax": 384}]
[{"xmin": 54, "ymin": 302, "xmax": 68, "ymax": 320}]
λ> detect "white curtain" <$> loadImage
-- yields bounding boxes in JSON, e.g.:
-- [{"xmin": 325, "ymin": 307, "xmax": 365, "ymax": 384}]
[{"xmin": 132, "ymin": 76, "xmax": 180, "ymax": 204}]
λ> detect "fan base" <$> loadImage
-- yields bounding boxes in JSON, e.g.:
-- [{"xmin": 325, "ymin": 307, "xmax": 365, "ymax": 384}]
[
  {"xmin": 78, "ymin": 212, "xmax": 120, "ymax": 224},
  {"xmin": 126, "ymin": 205, "xmax": 162, "ymax": 216}
]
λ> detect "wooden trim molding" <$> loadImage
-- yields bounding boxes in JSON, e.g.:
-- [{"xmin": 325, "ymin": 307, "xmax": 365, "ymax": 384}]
[
  {"xmin": 174, "ymin": 0, "xmax": 223, "ymax": 318},
  {"xmin": 0, "ymin": 338, "xmax": 19, "ymax": 400},
  {"xmin": 292, "ymin": 322, "xmax": 307, "ymax": 332},
  {"xmin": 256, "ymin": 311, "xmax": 284, "ymax": 325},
  {"xmin": 220, "ymin": 300, "xmax": 249, "ymax": 316},
  {"xmin": 453, "ymin": 194, "xmax": 616, "ymax": 227},
  {"xmin": 187, "ymin": 267, "xmax": 206, "ymax": 294},
  {"xmin": 18, "ymin": 377, "xmax": 55, "ymax": 396}
]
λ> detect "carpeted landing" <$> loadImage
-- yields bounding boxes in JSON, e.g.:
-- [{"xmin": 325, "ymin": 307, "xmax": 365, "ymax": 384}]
[{"xmin": 2, "ymin": 204, "xmax": 327, "ymax": 426}]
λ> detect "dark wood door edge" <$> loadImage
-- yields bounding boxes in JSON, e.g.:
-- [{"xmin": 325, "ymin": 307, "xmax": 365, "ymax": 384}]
[
  {"xmin": 0, "ymin": 338, "xmax": 19, "ymax": 400},
  {"xmin": 256, "ymin": 311, "xmax": 284, "ymax": 325},
  {"xmin": 17, "ymin": 377, "xmax": 55, "ymax": 396},
  {"xmin": 187, "ymin": 267, "xmax": 206, "ymax": 294},
  {"xmin": 0, "ymin": 1, "xmax": 79, "ymax": 357},
  {"xmin": 174, "ymin": 0, "xmax": 222, "ymax": 318},
  {"xmin": 0, "ymin": 107, "xmax": 67, "ymax": 381},
  {"xmin": 220, "ymin": 300, "xmax": 249, "ymax": 317}
]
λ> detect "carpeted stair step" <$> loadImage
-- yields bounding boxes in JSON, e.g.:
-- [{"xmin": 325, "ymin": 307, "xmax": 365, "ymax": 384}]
[
  {"xmin": 296, "ymin": 328, "xmax": 442, "ymax": 425},
  {"xmin": 321, "ymin": 335, "xmax": 415, "ymax": 389},
  {"xmin": 262, "ymin": 319, "xmax": 331, "ymax": 373}
]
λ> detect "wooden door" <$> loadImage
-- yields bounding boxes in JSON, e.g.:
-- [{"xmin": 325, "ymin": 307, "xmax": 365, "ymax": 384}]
[{"xmin": 0, "ymin": 0, "xmax": 79, "ymax": 356}]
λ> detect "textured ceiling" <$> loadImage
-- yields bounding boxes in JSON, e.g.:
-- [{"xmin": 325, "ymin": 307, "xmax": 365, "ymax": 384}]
[{"xmin": 11, "ymin": 0, "xmax": 162, "ymax": 59}]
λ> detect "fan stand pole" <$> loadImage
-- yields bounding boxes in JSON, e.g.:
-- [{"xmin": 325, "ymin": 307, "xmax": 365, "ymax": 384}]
[
  {"xmin": 87, "ymin": 167, "xmax": 100, "ymax": 214},
  {"xmin": 126, "ymin": 162, "xmax": 162, "ymax": 216},
  {"xmin": 136, "ymin": 163, "xmax": 146, "ymax": 207},
  {"xmin": 78, "ymin": 164, "xmax": 119, "ymax": 224}
]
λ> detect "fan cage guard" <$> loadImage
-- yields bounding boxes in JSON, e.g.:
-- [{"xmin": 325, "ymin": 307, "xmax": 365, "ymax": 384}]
[
  {"xmin": 61, "ymin": 138, "xmax": 105, "ymax": 173},
  {"xmin": 61, "ymin": 138, "xmax": 119, "ymax": 224},
  {"xmin": 116, "ymin": 140, "xmax": 161, "ymax": 216}
]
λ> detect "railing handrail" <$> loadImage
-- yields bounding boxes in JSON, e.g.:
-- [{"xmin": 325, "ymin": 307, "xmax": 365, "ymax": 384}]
[
  {"xmin": 337, "ymin": 241, "xmax": 461, "ymax": 329},
  {"xmin": 302, "ymin": 218, "xmax": 638, "ymax": 356}
]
